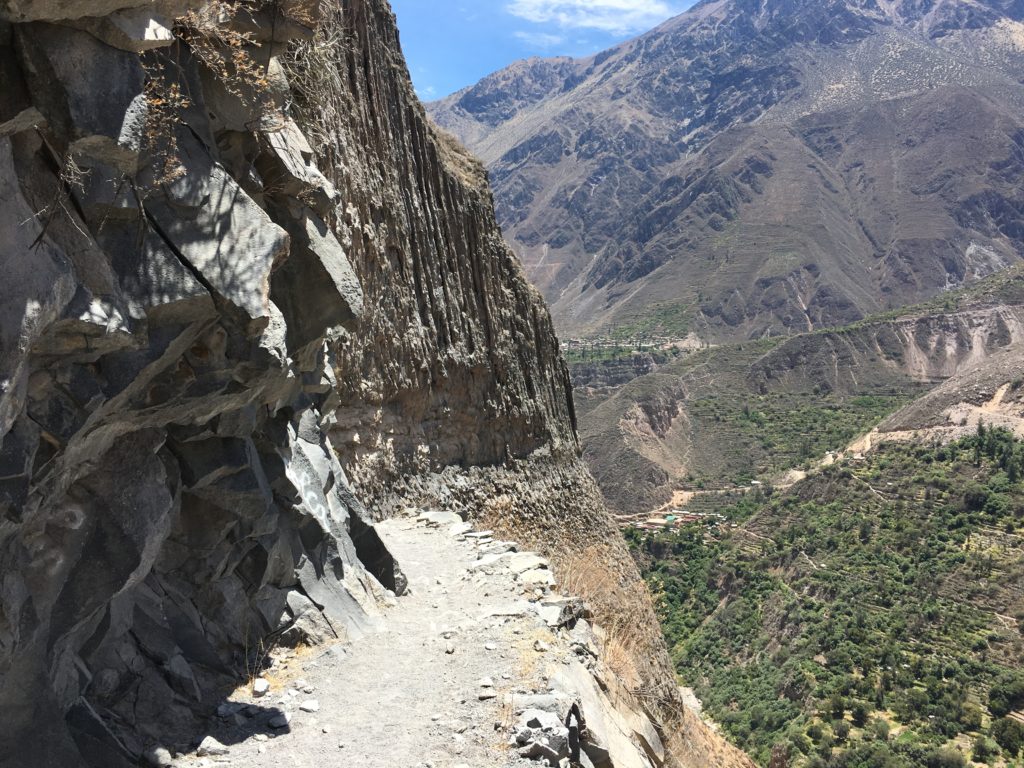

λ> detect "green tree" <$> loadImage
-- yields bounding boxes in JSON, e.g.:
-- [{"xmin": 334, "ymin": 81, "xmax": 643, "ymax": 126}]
[
  {"xmin": 829, "ymin": 694, "xmax": 846, "ymax": 720},
  {"xmin": 924, "ymin": 747, "xmax": 966, "ymax": 768},
  {"xmin": 833, "ymin": 719, "xmax": 851, "ymax": 743},
  {"xmin": 962, "ymin": 481, "xmax": 988, "ymax": 511},
  {"xmin": 989, "ymin": 673, "xmax": 1024, "ymax": 717},
  {"xmin": 991, "ymin": 717, "xmax": 1024, "ymax": 757},
  {"xmin": 972, "ymin": 736, "xmax": 995, "ymax": 763},
  {"xmin": 867, "ymin": 718, "xmax": 890, "ymax": 742},
  {"xmin": 852, "ymin": 702, "xmax": 870, "ymax": 727},
  {"xmin": 960, "ymin": 702, "xmax": 984, "ymax": 732}
]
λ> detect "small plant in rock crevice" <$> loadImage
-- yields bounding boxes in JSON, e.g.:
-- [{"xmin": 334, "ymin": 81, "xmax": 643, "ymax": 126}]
[
  {"xmin": 26, "ymin": 145, "xmax": 91, "ymax": 244},
  {"xmin": 140, "ymin": 0, "xmax": 288, "ymax": 183},
  {"xmin": 242, "ymin": 625, "xmax": 277, "ymax": 689},
  {"xmin": 174, "ymin": 2, "xmax": 273, "ymax": 110}
]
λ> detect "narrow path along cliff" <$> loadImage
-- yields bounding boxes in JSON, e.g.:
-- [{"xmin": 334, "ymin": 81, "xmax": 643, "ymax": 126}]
[{"xmin": 169, "ymin": 513, "xmax": 665, "ymax": 768}]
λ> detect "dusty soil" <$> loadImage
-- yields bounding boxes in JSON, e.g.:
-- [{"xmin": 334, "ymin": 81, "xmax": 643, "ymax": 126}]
[{"xmin": 172, "ymin": 516, "xmax": 563, "ymax": 768}]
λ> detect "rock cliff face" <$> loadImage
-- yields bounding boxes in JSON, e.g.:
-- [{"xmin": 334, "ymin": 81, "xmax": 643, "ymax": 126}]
[
  {"xmin": 275, "ymin": 0, "xmax": 579, "ymax": 496},
  {"xmin": 0, "ymin": 3, "xmax": 400, "ymax": 765},
  {"xmin": 0, "ymin": 2, "xmax": 740, "ymax": 768}
]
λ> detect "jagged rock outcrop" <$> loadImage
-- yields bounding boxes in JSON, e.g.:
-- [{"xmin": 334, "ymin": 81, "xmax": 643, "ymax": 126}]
[
  {"xmin": 0, "ymin": 3, "xmax": 394, "ymax": 766},
  {"xmin": 0, "ymin": 2, "xmax": 746, "ymax": 768}
]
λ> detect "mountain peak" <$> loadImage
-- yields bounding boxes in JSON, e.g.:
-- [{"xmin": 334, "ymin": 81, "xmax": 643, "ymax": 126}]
[{"xmin": 430, "ymin": 0, "xmax": 1024, "ymax": 341}]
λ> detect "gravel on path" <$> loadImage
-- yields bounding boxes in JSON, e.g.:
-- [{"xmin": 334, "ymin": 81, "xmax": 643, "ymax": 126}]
[{"xmin": 171, "ymin": 513, "xmax": 562, "ymax": 768}]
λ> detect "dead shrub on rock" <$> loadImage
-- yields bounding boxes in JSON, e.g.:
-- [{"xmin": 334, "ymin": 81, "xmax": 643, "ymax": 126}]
[
  {"xmin": 140, "ymin": 61, "xmax": 191, "ymax": 184},
  {"xmin": 139, "ymin": 0, "xmax": 286, "ymax": 182},
  {"xmin": 175, "ymin": 1, "xmax": 271, "ymax": 104},
  {"xmin": 278, "ymin": 0, "xmax": 351, "ymax": 172},
  {"xmin": 27, "ymin": 145, "xmax": 91, "ymax": 243}
]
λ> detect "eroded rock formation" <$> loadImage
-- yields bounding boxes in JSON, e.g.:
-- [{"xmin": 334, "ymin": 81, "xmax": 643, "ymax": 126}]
[
  {"xmin": 0, "ymin": 2, "xmax": 400, "ymax": 765},
  {"xmin": 0, "ymin": 2, "xmax": 747, "ymax": 767}
]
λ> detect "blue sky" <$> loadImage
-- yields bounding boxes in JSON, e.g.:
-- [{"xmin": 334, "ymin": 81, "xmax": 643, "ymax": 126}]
[{"xmin": 391, "ymin": 0, "xmax": 695, "ymax": 101}]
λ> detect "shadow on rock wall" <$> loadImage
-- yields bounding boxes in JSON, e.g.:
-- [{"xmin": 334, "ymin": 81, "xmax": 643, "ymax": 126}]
[{"xmin": 0, "ymin": 4, "xmax": 400, "ymax": 766}]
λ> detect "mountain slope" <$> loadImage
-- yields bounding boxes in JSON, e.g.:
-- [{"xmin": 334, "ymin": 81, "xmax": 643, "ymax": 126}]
[
  {"xmin": 632, "ymin": 427, "xmax": 1024, "ymax": 766},
  {"xmin": 573, "ymin": 267, "xmax": 1024, "ymax": 514},
  {"xmin": 430, "ymin": 0, "xmax": 1024, "ymax": 340}
]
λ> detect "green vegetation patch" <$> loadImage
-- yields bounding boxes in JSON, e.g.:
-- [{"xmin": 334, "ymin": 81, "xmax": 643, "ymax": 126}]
[
  {"xmin": 630, "ymin": 428, "xmax": 1024, "ymax": 767},
  {"xmin": 606, "ymin": 300, "xmax": 696, "ymax": 340},
  {"xmin": 823, "ymin": 264, "xmax": 1024, "ymax": 337},
  {"xmin": 563, "ymin": 346, "xmax": 684, "ymax": 365},
  {"xmin": 684, "ymin": 393, "xmax": 914, "ymax": 484}
]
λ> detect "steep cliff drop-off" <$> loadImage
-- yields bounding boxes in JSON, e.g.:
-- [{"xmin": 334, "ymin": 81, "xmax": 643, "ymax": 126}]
[{"xmin": 0, "ymin": 2, "xmax": 746, "ymax": 767}]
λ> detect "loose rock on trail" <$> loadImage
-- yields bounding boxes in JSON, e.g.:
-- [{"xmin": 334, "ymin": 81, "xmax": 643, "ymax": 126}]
[{"xmin": 165, "ymin": 510, "xmax": 656, "ymax": 768}]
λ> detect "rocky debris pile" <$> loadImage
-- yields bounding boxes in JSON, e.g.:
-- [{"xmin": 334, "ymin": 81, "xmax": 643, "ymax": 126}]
[
  {"xmin": 499, "ymin": 632, "xmax": 668, "ymax": 768},
  {"xmin": 138, "ymin": 647, "xmax": 340, "ymax": 766}
]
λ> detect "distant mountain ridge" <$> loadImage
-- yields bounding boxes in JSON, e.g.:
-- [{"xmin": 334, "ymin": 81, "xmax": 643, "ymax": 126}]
[{"xmin": 430, "ymin": 0, "xmax": 1024, "ymax": 341}]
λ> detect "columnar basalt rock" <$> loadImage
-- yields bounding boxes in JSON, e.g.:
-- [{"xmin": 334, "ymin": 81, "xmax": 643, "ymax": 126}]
[
  {"xmin": 279, "ymin": 0, "xmax": 579, "ymax": 493},
  {"xmin": 0, "ymin": 2, "xmax": 750, "ymax": 768}
]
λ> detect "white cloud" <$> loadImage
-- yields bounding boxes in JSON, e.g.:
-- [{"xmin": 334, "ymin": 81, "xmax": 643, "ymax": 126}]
[
  {"xmin": 505, "ymin": 0, "xmax": 680, "ymax": 34},
  {"xmin": 514, "ymin": 30, "xmax": 567, "ymax": 47},
  {"xmin": 417, "ymin": 84, "xmax": 438, "ymax": 98}
]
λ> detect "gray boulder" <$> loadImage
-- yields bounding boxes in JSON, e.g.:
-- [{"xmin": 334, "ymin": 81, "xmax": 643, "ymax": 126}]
[
  {"xmin": 70, "ymin": 8, "xmax": 176, "ymax": 52},
  {"xmin": 270, "ymin": 209, "xmax": 363, "ymax": 354},
  {"xmin": 143, "ymin": 132, "xmax": 290, "ymax": 323},
  {"xmin": 16, "ymin": 22, "xmax": 147, "ymax": 169}
]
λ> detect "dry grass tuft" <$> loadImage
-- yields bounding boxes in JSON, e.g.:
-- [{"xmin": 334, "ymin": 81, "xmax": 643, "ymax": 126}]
[
  {"xmin": 140, "ymin": 1, "xmax": 284, "ymax": 182},
  {"xmin": 277, "ymin": 0, "xmax": 318, "ymax": 28},
  {"xmin": 283, "ymin": 0, "xmax": 490, "ymax": 206},
  {"xmin": 175, "ymin": 2, "xmax": 271, "ymax": 103},
  {"xmin": 242, "ymin": 627, "xmax": 278, "ymax": 688},
  {"xmin": 556, "ymin": 544, "xmax": 648, "ymax": 694},
  {"xmin": 428, "ymin": 122, "xmax": 489, "ymax": 191},
  {"xmin": 278, "ymin": 0, "xmax": 351, "ymax": 182}
]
